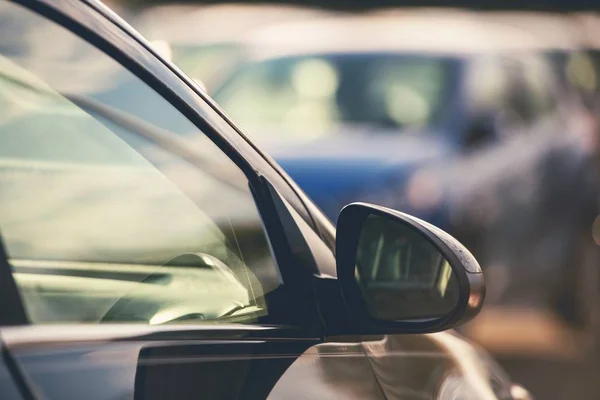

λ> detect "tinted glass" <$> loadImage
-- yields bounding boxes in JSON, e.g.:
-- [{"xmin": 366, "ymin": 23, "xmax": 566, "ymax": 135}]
[{"xmin": 0, "ymin": 1, "xmax": 280, "ymax": 325}]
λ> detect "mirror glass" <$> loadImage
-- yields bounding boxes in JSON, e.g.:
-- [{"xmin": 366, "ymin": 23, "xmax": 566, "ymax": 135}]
[{"xmin": 355, "ymin": 214, "xmax": 459, "ymax": 321}]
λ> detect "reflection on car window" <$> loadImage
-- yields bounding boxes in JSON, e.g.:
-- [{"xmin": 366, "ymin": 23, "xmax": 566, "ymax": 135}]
[
  {"xmin": 213, "ymin": 54, "xmax": 451, "ymax": 139},
  {"xmin": 355, "ymin": 214, "xmax": 459, "ymax": 320},
  {"xmin": 0, "ymin": 1, "xmax": 280, "ymax": 325},
  {"xmin": 356, "ymin": 215, "xmax": 448, "ymax": 289}
]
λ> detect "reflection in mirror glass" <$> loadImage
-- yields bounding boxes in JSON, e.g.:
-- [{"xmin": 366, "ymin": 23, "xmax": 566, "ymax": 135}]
[{"xmin": 355, "ymin": 214, "xmax": 459, "ymax": 321}]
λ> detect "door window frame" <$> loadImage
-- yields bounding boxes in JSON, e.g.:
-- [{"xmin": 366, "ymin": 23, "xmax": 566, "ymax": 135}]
[{"xmin": 0, "ymin": 0, "xmax": 323, "ymax": 335}]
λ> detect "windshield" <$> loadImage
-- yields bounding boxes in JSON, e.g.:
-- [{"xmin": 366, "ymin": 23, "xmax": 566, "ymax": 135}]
[{"xmin": 213, "ymin": 53, "xmax": 454, "ymax": 139}]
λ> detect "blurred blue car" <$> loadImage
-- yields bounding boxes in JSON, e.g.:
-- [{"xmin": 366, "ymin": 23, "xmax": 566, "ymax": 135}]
[{"xmin": 212, "ymin": 12, "xmax": 600, "ymax": 334}]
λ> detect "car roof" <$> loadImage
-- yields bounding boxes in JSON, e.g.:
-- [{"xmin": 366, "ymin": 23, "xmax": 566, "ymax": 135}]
[{"xmin": 241, "ymin": 10, "xmax": 582, "ymax": 61}]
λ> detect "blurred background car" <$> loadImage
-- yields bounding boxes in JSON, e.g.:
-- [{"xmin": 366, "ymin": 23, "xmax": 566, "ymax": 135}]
[{"xmin": 204, "ymin": 11, "xmax": 600, "ymax": 340}]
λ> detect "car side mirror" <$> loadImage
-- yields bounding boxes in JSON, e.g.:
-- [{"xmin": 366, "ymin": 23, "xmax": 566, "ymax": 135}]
[{"xmin": 335, "ymin": 203, "xmax": 485, "ymax": 334}]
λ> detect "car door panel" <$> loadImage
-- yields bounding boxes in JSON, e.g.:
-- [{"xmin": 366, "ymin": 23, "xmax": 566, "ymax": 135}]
[
  {"xmin": 268, "ymin": 341, "xmax": 386, "ymax": 400},
  {"xmin": 1, "ymin": 325, "xmax": 319, "ymax": 400},
  {"xmin": 269, "ymin": 333, "xmax": 510, "ymax": 400},
  {"xmin": 2, "ymin": 329, "xmax": 504, "ymax": 400},
  {"xmin": 136, "ymin": 339, "xmax": 316, "ymax": 400}
]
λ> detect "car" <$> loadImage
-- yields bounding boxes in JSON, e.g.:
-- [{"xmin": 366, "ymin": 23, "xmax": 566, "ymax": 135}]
[
  {"xmin": 0, "ymin": 1, "xmax": 533, "ymax": 399},
  {"xmin": 209, "ymin": 11, "xmax": 600, "ymax": 336}
]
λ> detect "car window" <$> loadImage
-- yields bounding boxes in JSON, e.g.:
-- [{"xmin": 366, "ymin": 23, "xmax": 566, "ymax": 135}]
[
  {"xmin": 212, "ymin": 54, "xmax": 452, "ymax": 140},
  {"xmin": 0, "ymin": 1, "xmax": 280, "ymax": 325}
]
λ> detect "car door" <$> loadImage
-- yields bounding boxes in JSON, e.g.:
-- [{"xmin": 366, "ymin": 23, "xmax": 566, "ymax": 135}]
[{"xmin": 0, "ymin": 1, "xmax": 329, "ymax": 398}]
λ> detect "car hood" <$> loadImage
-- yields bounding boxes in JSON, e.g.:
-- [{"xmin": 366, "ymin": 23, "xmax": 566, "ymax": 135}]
[{"xmin": 259, "ymin": 129, "xmax": 452, "ymax": 220}]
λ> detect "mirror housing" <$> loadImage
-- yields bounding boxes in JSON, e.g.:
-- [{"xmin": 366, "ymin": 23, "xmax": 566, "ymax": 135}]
[{"xmin": 335, "ymin": 203, "xmax": 485, "ymax": 334}]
